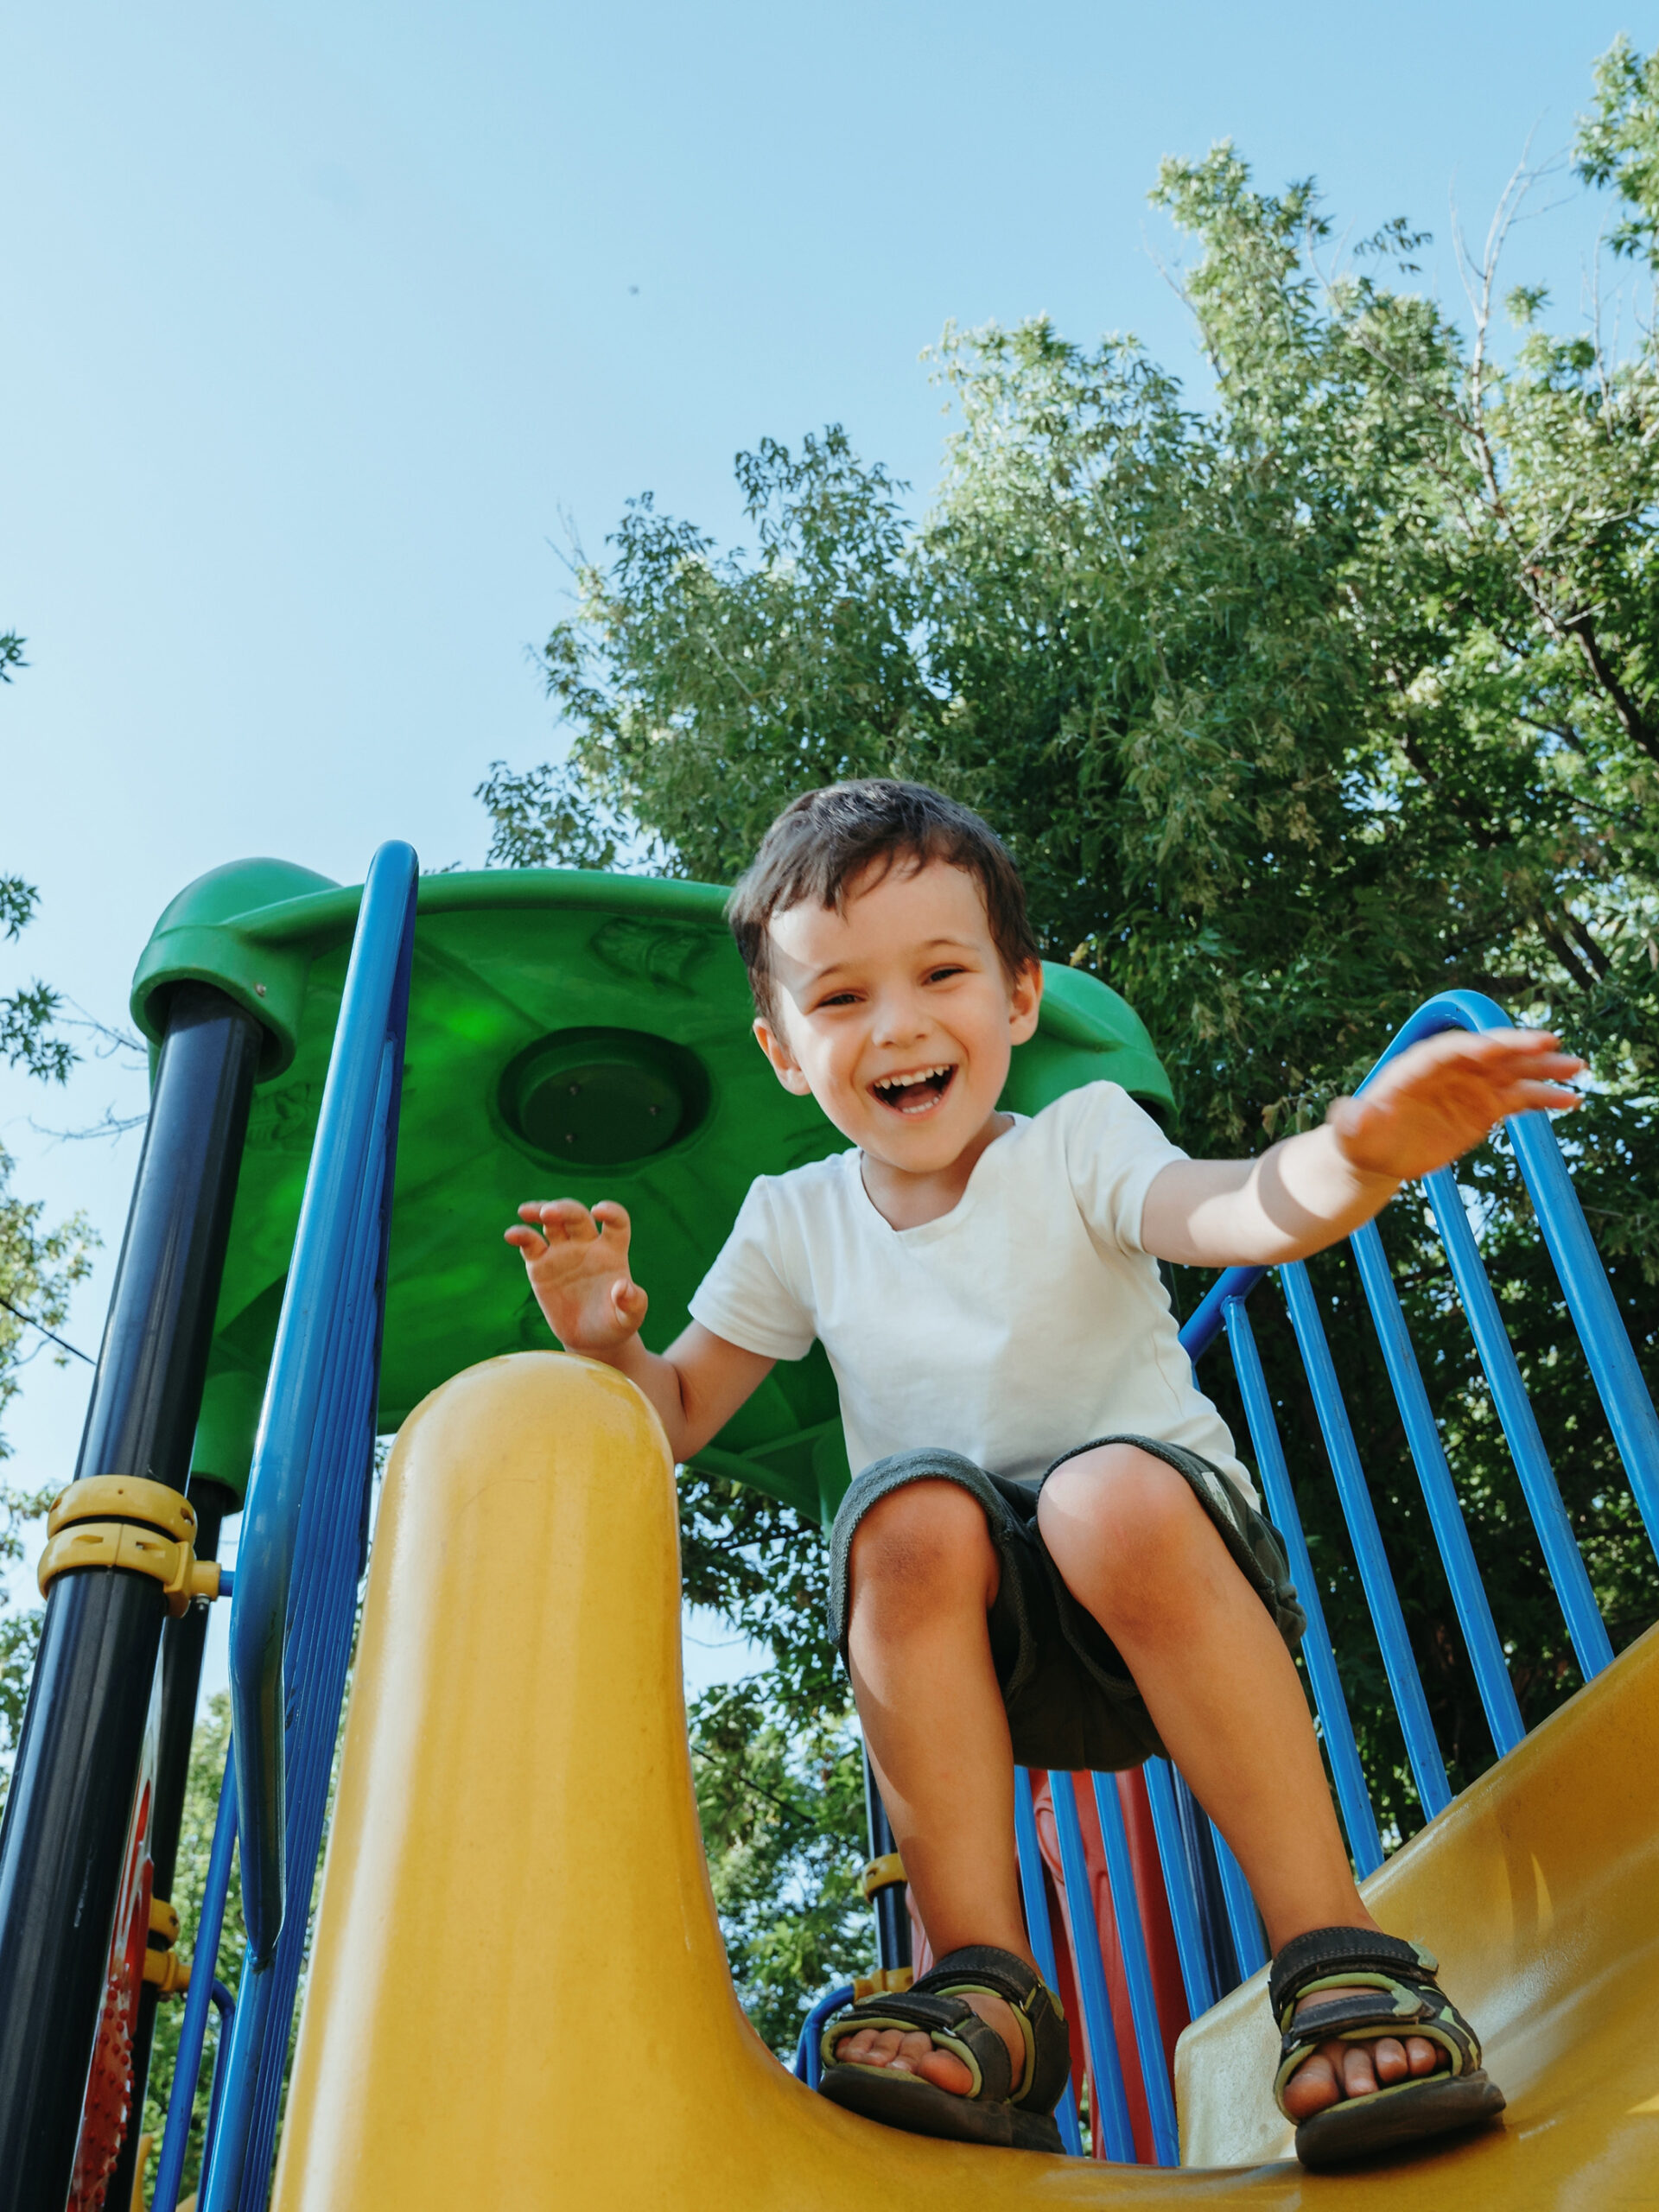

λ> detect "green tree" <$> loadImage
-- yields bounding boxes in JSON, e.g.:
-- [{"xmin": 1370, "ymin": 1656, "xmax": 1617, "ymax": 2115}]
[
  {"xmin": 487, "ymin": 41, "xmax": 1659, "ymax": 2040},
  {"xmin": 0, "ymin": 635, "xmax": 95, "ymax": 1811}
]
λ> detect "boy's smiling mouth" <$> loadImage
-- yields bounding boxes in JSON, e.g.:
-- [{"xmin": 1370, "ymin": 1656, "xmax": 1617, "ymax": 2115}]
[{"xmin": 869, "ymin": 1063, "xmax": 958, "ymax": 1115}]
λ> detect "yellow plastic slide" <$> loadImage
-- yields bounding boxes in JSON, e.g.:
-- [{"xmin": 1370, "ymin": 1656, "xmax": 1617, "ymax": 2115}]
[{"xmin": 272, "ymin": 1356, "xmax": 1659, "ymax": 2209}]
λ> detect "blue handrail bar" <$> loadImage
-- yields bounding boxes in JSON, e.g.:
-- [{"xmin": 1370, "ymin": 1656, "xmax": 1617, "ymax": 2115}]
[
  {"xmin": 1222, "ymin": 1296, "xmax": 1382, "ymax": 1873},
  {"xmin": 150, "ymin": 1757, "xmax": 239, "ymax": 2212},
  {"xmin": 226, "ymin": 840, "xmax": 416, "ymax": 1962},
  {"xmin": 1280, "ymin": 1261, "xmax": 1452, "ymax": 1818},
  {"xmin": 1048, "ymin": 1771, "xmax": 1136, "ymax": 2162},
  {"xmin": 1090, "ymin": 1773, "xmax": 1180, "ymax": 2165},
  {"xmin": 1422, "ymin": 1166, "xmax": 1613, "ymax": 1682},
  {"xmin": 1347, "ymin": 1222, "xmax": 1525, "ymax": 1759},
  {"xmin": 198, "ymin": 841, "xmax": 416, "ymax": 2212},
  {"xmin": 1013, "ymin": 1769, "xmax": 1084, "ymax": 2156},
  {"xmin": 1140, "ymin": 1759, "xmax": 1217, "ymax": 2021},
  {"xmin": 793, "ymin": 1985, "xmax": 855, "ymax": 2088}
]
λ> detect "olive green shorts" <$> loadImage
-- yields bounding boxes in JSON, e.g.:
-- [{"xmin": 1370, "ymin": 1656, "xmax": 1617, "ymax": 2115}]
[{"xmin": 827, "ymin": 1434, "xmax": 1307, "ymax": 1773}]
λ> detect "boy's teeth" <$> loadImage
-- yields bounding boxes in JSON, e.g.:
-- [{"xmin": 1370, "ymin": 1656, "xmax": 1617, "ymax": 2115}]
[{"xmin": 874, "ymin": 1064, "xmax": 953, "ymax": 1105}]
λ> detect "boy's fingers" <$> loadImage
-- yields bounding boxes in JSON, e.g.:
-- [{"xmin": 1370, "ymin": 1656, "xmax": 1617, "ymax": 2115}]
[
  {"xmin": 504, "ymin": 1224, "xmax": 546, "ymax": 1253},
  {"xmin": 591, "ymin": 1199, "xmax": 632, "ymax": 1240},
  {"xmin": 518, "ymin": 1198, "xmax": 598, "ymax": 1242}
]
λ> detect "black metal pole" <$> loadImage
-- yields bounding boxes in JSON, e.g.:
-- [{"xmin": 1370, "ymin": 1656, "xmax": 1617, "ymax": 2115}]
[
  {"xmin": 0, "ymin": 984, "xmax": 260, "ymax": 2212},
  {"xmin": 105, "ymin": 1477, "xmax": 238, "ymax": 2212},
  {"xmin": 862, "ymin": 1747, "xmax": 912, "ymax": 1974}
]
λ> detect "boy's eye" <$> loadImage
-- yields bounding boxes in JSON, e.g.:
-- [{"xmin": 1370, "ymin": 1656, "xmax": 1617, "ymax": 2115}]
[
  {"xmin": 925, "ymin": 965, "xmax": 967, "ymax": 984},
  {"xmin": 817, "ymin": 990, "xmax": 860, "ymax": 1007}
]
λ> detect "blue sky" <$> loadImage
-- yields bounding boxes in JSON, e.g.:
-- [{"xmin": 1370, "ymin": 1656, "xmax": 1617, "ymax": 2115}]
[{"xmin": 0, "ymin": 0, "xmax": 1647, "ymax": 1689}]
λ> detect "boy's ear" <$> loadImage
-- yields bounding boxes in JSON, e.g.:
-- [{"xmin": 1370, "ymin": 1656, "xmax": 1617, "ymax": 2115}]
[
  {"xmin": 1007, "ymin": 958, "xmax": 1043, "ymax": 1046},
  {"xmin": 753, "ymin": 1014, "xmax": 812, "ymax": 1095}
]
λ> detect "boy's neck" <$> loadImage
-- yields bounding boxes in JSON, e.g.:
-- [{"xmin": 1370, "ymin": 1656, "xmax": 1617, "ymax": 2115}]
[{"xmin": 858, "ymin": 1109, "xmax": 1015, "ymax": 1230}]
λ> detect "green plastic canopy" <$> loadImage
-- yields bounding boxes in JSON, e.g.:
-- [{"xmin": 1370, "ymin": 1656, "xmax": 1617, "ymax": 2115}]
[{"xmin": 131, "ymin": 860, "xmax": 1174, "ymax": 1529}]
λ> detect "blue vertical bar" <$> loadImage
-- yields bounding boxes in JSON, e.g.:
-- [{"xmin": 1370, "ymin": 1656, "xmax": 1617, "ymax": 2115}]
[
  {"xmin": 150, "ymin": 1758, "xmax": 239, "ymax": 2212},
  {"xmin": 1140, "ymin": 1759, "xmax": 1216, "ymax": 2022},
  {"xmin": 1281, "ymin": 1262, "xmax": 1452, "ymax": 1819},
  {"xmin": 1222, "ymin": 1299, "xmax": 1383, "ymax": 1874},
  {"xmin": 1349, "ymin": 1221, "xmax": 1525, "ymax": 1758},
  {"xmin": 1209, "ymin": 1823, "xmax": 1268, "ymax": 1979},
  {"xmin": 1090, "ymin": 1775, "xmax": 1180, "ymax": 2166},
  {"xmin": 1351, "ymin": 988, "xmax": 1659, "ymax": 1565},
  {"xmin": 1012, "ymin": 1769, "xmax": 1084, "ymax": 2158},
  {"xmin": 1423, "ymin": 1168, "xmax": 1614, "ymax": 1682},
  {"xmin": 1502, "ymin": 1110, "xmax": 1659, "ymax": 1556},
  {"xmin": 1047, "ymin": 1774, "xmax": 1136, "ymax": 2163}
]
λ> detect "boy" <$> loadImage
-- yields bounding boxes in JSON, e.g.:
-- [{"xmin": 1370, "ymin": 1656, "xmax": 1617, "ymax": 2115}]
[{"xmin": 506, "ymin": 779, "xmax": 1580, "ymax": 2168}]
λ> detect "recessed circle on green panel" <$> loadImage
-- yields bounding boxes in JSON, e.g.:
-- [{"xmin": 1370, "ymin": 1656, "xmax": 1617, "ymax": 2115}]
[{"xmin": 499, "ymin": 1027, "xmax": 710, "ymax": 1166}]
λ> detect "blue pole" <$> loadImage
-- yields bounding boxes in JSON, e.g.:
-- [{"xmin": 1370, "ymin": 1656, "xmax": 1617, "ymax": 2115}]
[
  {"xmin": 794, "ymin": 1984, "xmax": 856, "ymax": 2089},
  {"xmin": 1139, "ymin": 1759, "xmax": 1217, "ymax": 2022},
  {"xmin": 150, "ymin": 1758, "xmax": 239, "ymax": 2212},
  {"xmin": 1222, "ymin": 1299, "xmax": 1383, "ymax": 1873},
  {"xmin": 1047, "ymin": 1772, "xmax": 1136, "ymax": 2163},
  {"xmin": 1179, "ymin": 1264, "xmax": 1268, "ymax": 1364},
  {"xmin": 1423, "ymin": 1169, "xmax": 1613, "ymax": 1682},
  {"xmin": 1013, "ymin": 1769, "xmax": 1084, "ymax": 2158},
  {"xmin": 1348, "ymin": 1221, "xmax": 1525, "ymax": 1758},
  {"xmin": 1090, "ymin": 1774, "xmax": 1180, "ymax": 2166},
  {"xmin": 1281, "ymin": 1262, "xmax": 1452, "ymax": 1819},
  {"xmin": 1502, "ymin": 1109, "xmax": 1659, "ymax": 1556},
  {"xmin": 229, "ymin": 841, "xmax": 418, "ymax": 1967},
  {"xmin": 1209, "ymin": 1824, "xmax": 1268, "ymax": 1978}
]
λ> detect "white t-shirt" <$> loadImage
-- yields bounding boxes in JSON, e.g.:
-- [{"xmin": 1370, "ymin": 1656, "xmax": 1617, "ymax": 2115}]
[{"xmin": 689, "ymin": 1081, "xmax": 1255, "ymax": 1500}]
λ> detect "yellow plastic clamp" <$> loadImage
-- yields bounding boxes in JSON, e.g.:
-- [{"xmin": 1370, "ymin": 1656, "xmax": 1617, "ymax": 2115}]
[
  {"xmin": 861, "ymin": 1851, "xmax": 906, "ymax": 1900},
  {"xmin": 149, "ymin": 1897, "xmax": 181, "ymax": 1949},
  {"xmin": 48, "ymin": 1476, "xmax": 198, "ymax": 1544},
  {"xmin": 37, "ymin": 1523, "xmax": 222, "ymax": 1618},
  {"xmin": 852, "ymin": 1966, "xmax": 915, "ymax": 2001},
  {"xmin": 143, "ymin": 1948, "xmax": 191, "ymax": 1997}
]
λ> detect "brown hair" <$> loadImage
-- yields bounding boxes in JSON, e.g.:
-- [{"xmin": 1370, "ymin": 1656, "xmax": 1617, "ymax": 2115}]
[{"xmin": 726, "ymin": 779, "xmax": 1042, "ymax": 1022}]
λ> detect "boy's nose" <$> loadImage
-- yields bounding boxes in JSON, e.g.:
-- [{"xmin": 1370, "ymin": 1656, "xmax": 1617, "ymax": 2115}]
[{"xmin": 868, "ymin": 989, "xmax": 928, "ymax": 1046}]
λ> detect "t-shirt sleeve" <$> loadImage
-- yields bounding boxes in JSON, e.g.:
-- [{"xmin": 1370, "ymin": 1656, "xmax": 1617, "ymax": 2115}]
[
  {"xmin": 1063, "ymin": 1082, "xmax": 1189, "ymax": 1255},
  {"xmin": 687, "ymin": 1176, "xmax": 817, "ymax": 1362}
]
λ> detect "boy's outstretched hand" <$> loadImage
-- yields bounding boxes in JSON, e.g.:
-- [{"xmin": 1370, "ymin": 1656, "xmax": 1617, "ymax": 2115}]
[
  {"xmin": 1325, "ymin": 1027, "xmax": 1584, "ymax": 1184},
  {"xmin": 505, "ymin": 1198, "xmax": 648, "ymax": 1352}
]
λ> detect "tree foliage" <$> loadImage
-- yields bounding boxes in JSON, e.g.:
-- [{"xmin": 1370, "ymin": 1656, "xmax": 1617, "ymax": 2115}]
[
  {"xmin": 0, "ymin": 632, "xmax": 95, "ymax": 1811},
  {"xmin": 486, "ymin": 46, "xmax": 1659, "ymax": 2045}
]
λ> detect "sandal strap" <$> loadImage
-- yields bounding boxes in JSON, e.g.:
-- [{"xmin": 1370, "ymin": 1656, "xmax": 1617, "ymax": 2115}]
[
  {"xmin": 1269, "ymin": 1941, "xmax": 1484, "ymax": 2120},
  {"xmin": 821, "ymin": 1986, "xmax": 1015, "ymax": 2103},
  {"xmin": 1268, "ymin": 1926, "xmax": 1440, "ymax": 2016},
  {"xmin": 916, "ymin": 1946, "xmax": 1071, "ymax": 2113}
]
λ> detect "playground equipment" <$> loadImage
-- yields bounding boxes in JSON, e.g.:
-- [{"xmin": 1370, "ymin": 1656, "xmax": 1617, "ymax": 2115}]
[{"xmin": 0, "ymin": 841, "xmax": 1655, "ymax": 2209}]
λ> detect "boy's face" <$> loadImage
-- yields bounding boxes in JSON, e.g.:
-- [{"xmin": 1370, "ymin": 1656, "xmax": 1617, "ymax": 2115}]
[{"xmin": 753, "ymin": 857, "xmax": 1042, "ymax": 1173}]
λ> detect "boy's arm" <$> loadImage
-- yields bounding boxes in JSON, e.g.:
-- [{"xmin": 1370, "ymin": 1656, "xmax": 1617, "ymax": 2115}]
[
  {"xmin": 1141, "ymin": 1027, "xmax": 1584, "ymax": 1270},
  {"xmin": 505, "ymin": 1198, "xmax": 774, "ymax": 1461}
]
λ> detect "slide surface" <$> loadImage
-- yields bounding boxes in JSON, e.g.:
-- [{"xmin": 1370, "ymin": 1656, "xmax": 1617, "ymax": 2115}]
[{"xmin": 272, "ymin": 1356, "xmax": 1659, "ymax": 2209}]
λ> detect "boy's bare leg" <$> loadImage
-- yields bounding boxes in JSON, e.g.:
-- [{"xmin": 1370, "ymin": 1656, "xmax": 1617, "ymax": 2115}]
[
  {"xmin": 1037, "ymin": 1444, "xmax": 1444, "ymax": 2121},
  {"xmin": 838, "ymin": 1479, "xmax": 1032, "ymax": 2096}
]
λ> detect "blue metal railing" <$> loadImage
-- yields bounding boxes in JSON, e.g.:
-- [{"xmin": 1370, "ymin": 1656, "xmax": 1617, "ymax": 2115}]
[
  {"xmin": 963, "ymin": 989, "xmax": 1656, "ymax": 2162},
  {"xmin": 150, "ymin": 842, "xmax": 417, "ymax": 2212}
]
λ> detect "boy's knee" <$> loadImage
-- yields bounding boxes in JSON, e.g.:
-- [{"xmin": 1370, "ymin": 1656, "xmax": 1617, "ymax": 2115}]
[
  {"xmin": 1039, "ymin": 1445, "xmax": 1209, "ymax": 1586},
  {"xmin": 847, "ymin": 1479, "xmax": 999, "ymax": 1611}
]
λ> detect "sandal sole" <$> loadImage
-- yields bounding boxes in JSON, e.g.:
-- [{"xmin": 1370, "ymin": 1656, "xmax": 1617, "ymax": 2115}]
[
  {"xmin": 1295, "ymin": 2070, "xmax": 1507, "ymax": 2170},
  {"xmin": 818, "ymin": 2065, "xmax": 1060, "ymax": 2154}
]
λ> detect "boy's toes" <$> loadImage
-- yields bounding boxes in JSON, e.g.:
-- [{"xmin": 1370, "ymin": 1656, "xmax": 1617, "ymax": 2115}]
[
  {"xmin": 911, "ymin": 2044, "xmax": 975, "ymax": 2094},
  {"xmin": 836, "ymin": 2025, "xmax": 915, "ymax": 2070},
  {"xmin": 1281, "ymin": 2044, "xmax": 1344, "ymax": 2120},
  {"xmin": 1339, "ymin": 2039, "xmax": 1385, "ymax": 2098},
  {"xmin": 1405, "ymin": 2032, "xmax": 1444, "ymax": 2079}
]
